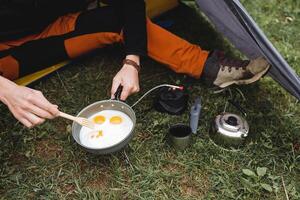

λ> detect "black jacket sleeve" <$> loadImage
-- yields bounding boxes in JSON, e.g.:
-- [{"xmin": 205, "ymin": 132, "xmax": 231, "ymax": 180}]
[{"xmin": 111, "ymin": 0, "xmax": 147, "ymax": 56}]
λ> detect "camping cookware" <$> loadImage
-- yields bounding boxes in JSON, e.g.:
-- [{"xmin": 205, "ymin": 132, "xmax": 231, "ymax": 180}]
[
  {"xmin": 210, "ymin": 113, "xmax": 249, "ymax": 149},
  {"xmin": 167, "ymin": 124, "xmax": 192, "ymax": 150},
  {"xmin": 209, "ymin": 100, "xmax": 249, "ymax": 149},
  {"xmin": 72, "ymin": 86, "xmax": 136, "ymax": 154},
  {"xmin": 72, "ymin": 84, "xmax": 183, "ymax": 155},
  {"xmin": 153, "ymin": 87, "xmax": 188, "ymax": 115}
]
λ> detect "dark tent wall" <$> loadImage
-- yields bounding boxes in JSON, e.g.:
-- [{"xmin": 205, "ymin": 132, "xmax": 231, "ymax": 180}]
[{"xmin": 195, "ymin": 0, "xmax": 300, "ymax": 100}]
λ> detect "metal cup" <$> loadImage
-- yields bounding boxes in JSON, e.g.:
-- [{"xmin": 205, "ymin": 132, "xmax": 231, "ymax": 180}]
[{"xmin": 167, "ymin": 124, "xmax": 192, "ymax": 150}]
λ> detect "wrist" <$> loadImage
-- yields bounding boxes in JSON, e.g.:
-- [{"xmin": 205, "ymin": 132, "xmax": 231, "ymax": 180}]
[
  {"xmin": 125, "ymin": 55, "xmax": 140, "ymax": 65},
  {"xmin": 0, "ymin": 76, "xmax": 17, "ymax": 102},
  {"xmin": 123, "ymin": 59, "xmax": 141, "ymax": 73},
  {"xmin": 122, "ymin": 64, "xmax": 139, "ymax": 74},
  {"xmin": 123, "ymin": 55, "xmax": 141, "ymax": 73}
]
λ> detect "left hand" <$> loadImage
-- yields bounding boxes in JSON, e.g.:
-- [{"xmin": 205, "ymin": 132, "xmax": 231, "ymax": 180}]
[{"xmin": 111, "ymin": 55, "xmax": 140, "ymax": 100}]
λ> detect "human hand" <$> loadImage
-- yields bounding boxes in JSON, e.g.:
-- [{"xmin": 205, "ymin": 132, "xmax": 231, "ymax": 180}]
[
  {"xmin": 111, "ymin": 55, "xmax": 140, "ymax": 100},
  {"xmin": 0, "ymin": 77, "xmax": 59, "ymax": 128}
]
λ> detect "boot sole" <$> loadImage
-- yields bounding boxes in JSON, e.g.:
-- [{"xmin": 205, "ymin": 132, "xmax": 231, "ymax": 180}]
[{"xmin": 218, "ymin": 65, "xmax": 270, "ymax": 88}]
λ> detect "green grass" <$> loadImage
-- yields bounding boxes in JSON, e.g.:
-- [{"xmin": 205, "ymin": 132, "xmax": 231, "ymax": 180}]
[{"xmin": 0, "ymin": 1, "xmax": 299, "ymax": 199}]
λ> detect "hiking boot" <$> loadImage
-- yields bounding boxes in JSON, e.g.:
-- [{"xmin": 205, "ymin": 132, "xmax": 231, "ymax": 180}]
[{"xmin": 202, "ymin": 51, "xmax": 270, "ymax": 88}]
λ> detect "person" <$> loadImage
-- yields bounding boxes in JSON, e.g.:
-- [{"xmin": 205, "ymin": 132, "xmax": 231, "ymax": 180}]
[{"xmin": 0, "ymin": 0, "xmax": 270, "ymax": 128}]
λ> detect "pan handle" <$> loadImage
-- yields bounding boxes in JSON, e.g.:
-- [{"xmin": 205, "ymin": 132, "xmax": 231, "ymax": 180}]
[{"xmin": 114, "ymin": 85, "xmax": 123, "ymax": 101}]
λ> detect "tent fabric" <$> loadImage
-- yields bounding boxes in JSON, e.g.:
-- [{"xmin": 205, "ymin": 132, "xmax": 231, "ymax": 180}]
[{"xmin": 195, "ymin": 0, "xmax": 300, "ymax": 100}]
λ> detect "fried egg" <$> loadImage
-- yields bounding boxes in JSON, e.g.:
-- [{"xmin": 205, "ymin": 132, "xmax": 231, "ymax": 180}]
[
  {"xmin": 79, "ymin": 110, "xmax": 133, "ymax": 149},
  {"xmin": 110, "ymin": 116, "xmax": 123, "ymax": 124},
  {"xmin": 93, "ymin": 115, "xmax": 106, "ymax": 124}
]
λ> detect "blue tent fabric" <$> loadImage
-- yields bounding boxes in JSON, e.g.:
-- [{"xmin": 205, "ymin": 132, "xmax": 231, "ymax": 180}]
[{"xmin": 195, "ymin": 0, "xmax": 300, "ymax": 100}]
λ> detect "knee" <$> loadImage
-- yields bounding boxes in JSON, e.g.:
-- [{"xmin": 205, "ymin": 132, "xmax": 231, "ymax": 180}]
[{"xmin": 0, "ymin": 56, "xmax": 19, "ymax": 80}]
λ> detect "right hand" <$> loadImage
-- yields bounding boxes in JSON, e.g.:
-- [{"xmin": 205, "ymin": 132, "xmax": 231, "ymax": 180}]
[{"xmin": 0, "ymin": 77, "xmax": 59, "ymax": 128}]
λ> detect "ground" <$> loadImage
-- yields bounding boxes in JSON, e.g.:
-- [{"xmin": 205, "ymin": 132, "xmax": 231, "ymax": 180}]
[{"xmin": 0, "ymin": 1, "xmax": 299, "ymax": 199}]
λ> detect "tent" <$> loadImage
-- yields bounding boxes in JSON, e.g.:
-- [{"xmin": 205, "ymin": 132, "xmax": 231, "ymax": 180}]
[{"xmin": 196, "ymin": 0, "xmax": 300, "ymax": 100}]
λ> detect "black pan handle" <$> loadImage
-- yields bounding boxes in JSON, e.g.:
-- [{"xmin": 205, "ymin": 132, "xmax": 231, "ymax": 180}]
[{"xmin": 114, "ymin": 85, "xmax": 123, "ymax": 101}]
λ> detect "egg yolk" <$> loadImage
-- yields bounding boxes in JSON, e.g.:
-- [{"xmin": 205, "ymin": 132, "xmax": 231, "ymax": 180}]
[
  {"xmin": 110, "ymin": 116, "xmax": 122, "ymax": 124},
  {"xmin": 96, "ymin": 130, "xmax": 103, "ymax": 138},
  {"xmin": 93, "ymin": 115, "xmax": 106, "ymax": 124},
  {"xmin": 89, "ymin": 130, "xmax": 103, "ymax": 139}
]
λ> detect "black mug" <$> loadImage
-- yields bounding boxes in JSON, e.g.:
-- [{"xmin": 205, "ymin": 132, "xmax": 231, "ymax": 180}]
[{"xmin": 167, "ymin": 124, "xmax": 192, "ymax": 150}]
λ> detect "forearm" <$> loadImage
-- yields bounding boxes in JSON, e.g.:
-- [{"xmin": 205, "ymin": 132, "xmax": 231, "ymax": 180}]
[
  {"xmin": 123, "ymin": 0, "xmax": 147, "ymax": 56},
  {"xmin": 113, "ymin": 0, "xmax": 147, "ymax": 56}
]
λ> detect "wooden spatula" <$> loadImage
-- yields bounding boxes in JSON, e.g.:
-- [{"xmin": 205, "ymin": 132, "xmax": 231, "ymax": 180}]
[{"xmin": 59, "ymin": 111, "xmax": 95, "ymax": 129}]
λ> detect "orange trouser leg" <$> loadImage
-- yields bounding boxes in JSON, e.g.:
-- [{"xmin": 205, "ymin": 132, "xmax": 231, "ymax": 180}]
[
  {"xmin": 146, "ymin": 19, "xmax": 209, "ymax": 79},
  {"xmin": 0, "ymin": 13, "xmax": 80, "ymax": 80},
  {"xmin": 64, "ymin": 32, "xmax": 123, "ymax": 59},
  {"xmin": 64, "ymin": 18, "xmax": 209, "ymax": 78},
  {"xmin": 0, "ymin": 56, "xmax": 19, "ymax": 80}
]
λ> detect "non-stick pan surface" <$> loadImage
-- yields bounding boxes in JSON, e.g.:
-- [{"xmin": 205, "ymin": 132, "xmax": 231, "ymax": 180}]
[{"xmin": 72, "ymin": 99, "xmax": 136, "ymax": 155}]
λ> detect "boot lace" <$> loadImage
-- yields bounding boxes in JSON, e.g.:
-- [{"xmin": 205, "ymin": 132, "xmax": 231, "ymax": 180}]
[{"xmin": 217, "ymin": 51, "xmax": 250, "ymax": 72}]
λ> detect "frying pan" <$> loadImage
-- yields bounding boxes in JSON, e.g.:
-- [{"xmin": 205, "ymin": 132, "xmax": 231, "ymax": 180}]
[
  {"xmin": 71, "ymin": 84, "xmax": 183, "ymax": 155},
  {"xmin": 71, "ymin": 86, "xmax": 136, "ymax": 155}
]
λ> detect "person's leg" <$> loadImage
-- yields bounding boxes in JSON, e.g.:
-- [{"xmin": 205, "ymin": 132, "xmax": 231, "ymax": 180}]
[
  {"xmin": 144, "ymin": 18, "xmax": 270, "ymax": 86},
  {"xmin": 146, "ymin": 19, "xmax": 209, "ymax": 79},
  {"xmin": 0, "ymin": 6, "xmax": 210, "ymax": 81},
  {"xmin": 62, "ymin": 15, "xmax": 270, "ymax": 86},
  {"xmin": 0, "ymin": 7, "xmax": 269, "ymax": 87},
  {"xmin": 0, "ymin": 12, "xmax": 81, "ymax": 80},
  {"xmin": 0, "ymin": 55, "xmax": 19, "ymax": 80},
  {"xmin": 64, "ymin": 7, "xmax": 123, "ymax": 59},
  {"xmin": 53, "ymin": 12, "xmax": 210, "ymax": 78},
  {"xmin": 0, "ymin": 7, "xmax": 123, "ymax": 80}
]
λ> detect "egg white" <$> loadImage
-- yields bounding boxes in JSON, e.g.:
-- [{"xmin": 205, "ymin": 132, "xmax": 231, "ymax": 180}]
[{"xmin": 79, "ymin": 110, "xmax": 133, "ymax": 149}]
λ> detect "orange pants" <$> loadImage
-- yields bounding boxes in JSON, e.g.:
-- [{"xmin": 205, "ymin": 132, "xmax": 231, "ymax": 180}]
[{"xmin": 0, "ymin": 9, "xmax": 209, "ymax": 80}]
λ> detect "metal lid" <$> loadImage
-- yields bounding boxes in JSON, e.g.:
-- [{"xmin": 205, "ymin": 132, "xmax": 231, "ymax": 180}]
[{"xmin": 215, "ymin": 113, "xmax": 249, "ymax": 138}]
